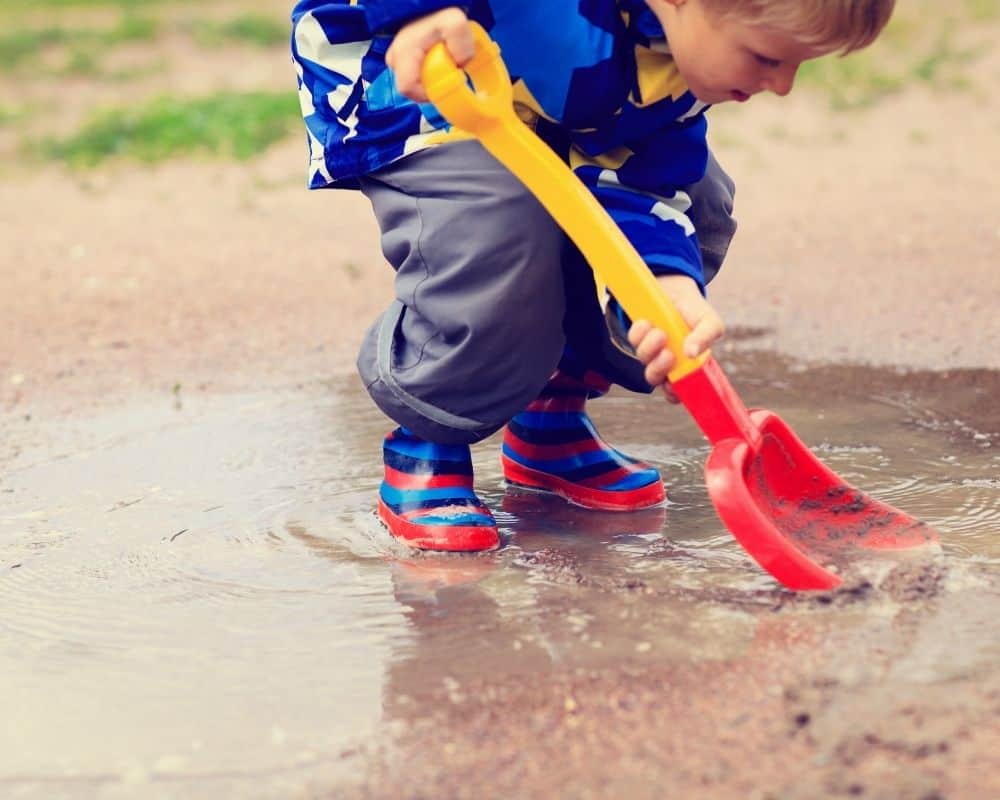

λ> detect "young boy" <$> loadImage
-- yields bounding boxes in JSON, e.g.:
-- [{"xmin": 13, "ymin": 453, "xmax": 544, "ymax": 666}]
[{"xmin": 291, "ymin": 0, "xmax": 894, "ymax": 552}]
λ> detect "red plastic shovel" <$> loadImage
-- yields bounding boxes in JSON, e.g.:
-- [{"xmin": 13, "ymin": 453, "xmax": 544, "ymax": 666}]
[{"xmin": 422, "ymin": 25, "xmax": 939, "ymax": 590}]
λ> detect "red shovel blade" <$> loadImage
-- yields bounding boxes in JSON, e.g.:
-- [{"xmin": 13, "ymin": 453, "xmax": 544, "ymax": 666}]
[{"xmin": 674, "ymin": 358, "xmax": 940, "ymax": 591}]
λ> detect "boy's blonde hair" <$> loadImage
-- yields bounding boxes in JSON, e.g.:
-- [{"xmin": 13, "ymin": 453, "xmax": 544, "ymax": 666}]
[{"xmin": 704, "ymin": 0, "xmax": 895, "ymax": 54}]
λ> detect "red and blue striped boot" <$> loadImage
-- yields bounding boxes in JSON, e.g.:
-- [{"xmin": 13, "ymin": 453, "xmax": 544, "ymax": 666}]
[
  {"xmin": 501, "ymin": 369, "xmax": 665, "ymax": 511},
  {"xmin": 378, "ymin": 428, "xmax": 500, "ymax": 552}
]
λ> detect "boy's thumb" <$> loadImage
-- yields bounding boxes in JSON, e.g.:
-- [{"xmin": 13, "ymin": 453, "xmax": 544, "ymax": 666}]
[{"xmin": 684, "ymin": 337, "xmax": 702, "ymax": 358}]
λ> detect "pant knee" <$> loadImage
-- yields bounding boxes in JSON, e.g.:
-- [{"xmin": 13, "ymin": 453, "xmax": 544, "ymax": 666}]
[
  {"xmin": 688, "ymin": 150, "xmax": 737, "ymax": 285},
  {"xmin": 358, "ymin": 298, "xmax": 566, "ymax": 445}
]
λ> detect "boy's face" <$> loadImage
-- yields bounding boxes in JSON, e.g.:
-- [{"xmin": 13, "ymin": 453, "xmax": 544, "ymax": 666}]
[{"xmin": 646, "ymin": 0, "xmax": 834, "ymax": 104}]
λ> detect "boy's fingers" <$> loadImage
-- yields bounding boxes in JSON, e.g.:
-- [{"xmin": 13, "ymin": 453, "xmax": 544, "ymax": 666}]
[
  {"xmin": 391, "ymin": 51, "xmax": 429, "ymax": 101},
  {"xmin": 627, "ymin": 319, "xmax": 652, "ymax": 348},
  {"xmin": 387, "ymin": 33, "xmax": 431, "ymax": 101},
  {"xmin": 388, "ymin": 10, "xmax": 471, "ymax": 103},
  {"xmin": 644, "ymin": 348, "xmax": 674, "ymax": 386},
  {"xmin": 662, "ymin": 384, "xmax": 680, "ymax": 404},
  {"xmin": 683, "ymin": 311, "xmax": 725, "ymax": 358},
  {"xmin": 441, "ymin": 19, "xmax": 475, "ymax": 64},
  {"xmin": 633, "ymin": 328, "xmax": 668, "ymax": 365}
]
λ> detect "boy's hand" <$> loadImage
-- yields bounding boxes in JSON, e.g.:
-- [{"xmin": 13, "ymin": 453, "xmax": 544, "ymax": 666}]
[
  {"xmin": 627, "ymin": 274, "xmax": 724, "ymax": 402},
  {"xmin": 386, "ymin": 7, "xmax": 474, "ymax": 102}
]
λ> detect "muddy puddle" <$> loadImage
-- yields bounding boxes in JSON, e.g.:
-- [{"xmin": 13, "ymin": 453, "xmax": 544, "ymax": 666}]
[{"xmin": 1, "ymin": 352, "xmax": 998, "ymax": 798}]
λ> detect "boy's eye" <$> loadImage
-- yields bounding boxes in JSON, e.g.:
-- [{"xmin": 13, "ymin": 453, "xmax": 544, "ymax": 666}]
[{"xmin": 752, "ymin": 52, "xmax": 782, "ymax": 68}]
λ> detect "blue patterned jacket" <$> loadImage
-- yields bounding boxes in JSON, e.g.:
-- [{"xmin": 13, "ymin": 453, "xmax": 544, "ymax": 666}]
[{"xmin": 292, "ymin": 0, "xmax": 712, "ymax": 287}]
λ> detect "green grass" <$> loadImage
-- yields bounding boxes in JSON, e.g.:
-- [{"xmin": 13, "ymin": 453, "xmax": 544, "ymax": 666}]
[
  {"xmin": 4, "ymin": 0, "xmax": 187, "ymax": 8},
  {"xmin": 1, "ymin": 12, "xmax": 286, "ymax": 75},
  {"xmin": 797, "ymin": 9, "xmax": 990, "ymax": 109},
  {"xmin": 797, "ymin": 56, "xmax": 905, "ymax": 110},
  {"xmin": 41, "ymin": 91, "xmax": 299, "ymax": 166},
  {"xmin": 0, "ymin": 28, "xmax": 67, "ymax": 69},
  {"xmin": 0, "ymin": 15, "xmax": 158, "ymax": 73},
  {"xmin": 0, "ymin": 106, "xmax": 22, "ymax": 126},
  {"xmin": 186, "ymin": 14, "xmax": 289, "ymax": 48},
  {"xmin": 965, "ymin": 0, "xmax": 1000, "ymax": 21}
]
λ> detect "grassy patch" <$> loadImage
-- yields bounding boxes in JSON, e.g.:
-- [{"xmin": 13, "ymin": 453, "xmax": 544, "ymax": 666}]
[
  {"xmin": 965, "ymin": 0, "xmax": 1000, "ymax": 21},
  {"xmin": 0, "ymin": 27, "xmax": 67, "ymax": 69},
  {"xmin": 186, "ymin": 14, "xmax": 289, "ymax": 48},
  {"xmin": 3, "ymin": 0, "xmax": 185, "ymax": 8},
  {"xmin": 0, "ymin": 105, "xmax": 23, "ymax": 126},
  {"xmin": 797, "ymin": 56, "xmax": 905, "ymax": 110},
  {"xmin": 0, "ymin": 15, "xmax": 158, "ymax": 73},
  {"xmin": 41, "ymin": 91, "xmax": 299, "ymax": 166},
  {"xmin": 1, "ymin": 11, "xmax": 286, "ymax": 76},
  {"xmin": 798, "ymin": 8, "xmax": 989, "ymax": 109}
]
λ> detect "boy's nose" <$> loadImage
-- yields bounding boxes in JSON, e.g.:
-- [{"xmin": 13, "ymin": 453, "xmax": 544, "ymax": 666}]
[{"xmin": 765, "ymin": 64, "xmax": 798, "ymax": 97}]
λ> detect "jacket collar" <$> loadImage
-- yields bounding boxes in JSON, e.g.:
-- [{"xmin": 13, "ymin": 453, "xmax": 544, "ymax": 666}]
[{"xmin": 618, "ymin": 0, "xmax": 667, "ymax": 41}]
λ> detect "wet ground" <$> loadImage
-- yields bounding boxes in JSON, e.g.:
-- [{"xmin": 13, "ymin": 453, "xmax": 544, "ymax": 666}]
[{"xmin": 2, "ymin": 351, "xmax": 998, "ymax": 799}]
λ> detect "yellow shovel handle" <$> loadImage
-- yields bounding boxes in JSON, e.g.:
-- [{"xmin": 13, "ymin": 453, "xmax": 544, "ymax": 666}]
[{"xmin": 421, "ymin": 23, "xmax": 707, "ymax": 382}]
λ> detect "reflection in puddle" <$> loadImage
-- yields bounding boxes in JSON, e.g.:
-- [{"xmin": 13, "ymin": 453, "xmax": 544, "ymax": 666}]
[{"xmin": 1, "ymin": 356, "xmax": 998, "ymax": 794}]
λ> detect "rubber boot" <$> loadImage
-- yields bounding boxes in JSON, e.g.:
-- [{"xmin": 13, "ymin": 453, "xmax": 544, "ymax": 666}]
[
  {"xmin": 501, "ymin": 370, "xmax": 665, "ymax": 511},
  {"xmin": 378, "ymin": 428, "xmax": 500, "ymax": 552}
]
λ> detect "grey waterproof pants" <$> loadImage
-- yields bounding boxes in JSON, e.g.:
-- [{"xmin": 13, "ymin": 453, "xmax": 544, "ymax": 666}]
[{"xmin": 357, "ymin": 140, "xmax": 735, "ymax": 445}]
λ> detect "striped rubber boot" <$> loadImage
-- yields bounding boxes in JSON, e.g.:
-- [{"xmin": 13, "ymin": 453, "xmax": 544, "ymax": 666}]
[
  {"xmin": 378, "ymin": 428, "xmax": 500, "ymax": 552},
  {"xmin": 501, "ymin": 370, "xmax": 665, "ymax": 511}
]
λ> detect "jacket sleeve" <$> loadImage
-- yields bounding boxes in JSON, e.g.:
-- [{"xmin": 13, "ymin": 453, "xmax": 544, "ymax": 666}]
[
  {"xmin": 364, "ymin": 1, "xmax": 466, "ymax": 32},
  {"xmin": 569, "ymin": 114, "xmax": 712, "ymax": 293}
]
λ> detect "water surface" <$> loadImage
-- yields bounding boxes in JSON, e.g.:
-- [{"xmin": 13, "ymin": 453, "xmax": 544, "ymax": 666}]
[{"xmin": 2, "ymin": 354, "xmax": 998, "ymax": 797}]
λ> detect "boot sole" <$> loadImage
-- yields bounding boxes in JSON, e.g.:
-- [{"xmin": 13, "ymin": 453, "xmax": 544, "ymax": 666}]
[
  {"xmin": 501, "ymin": 456, "xmax": 666, "ymax": 511},
  {"xmin": 377, "ymin": 498, "xmax": 500, "ymax": 552}
]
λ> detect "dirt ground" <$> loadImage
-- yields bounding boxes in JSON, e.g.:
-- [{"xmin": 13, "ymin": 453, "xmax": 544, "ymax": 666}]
[{"xmin": 2, "ymin": 21, "xmax": 999, "ymax": 800}]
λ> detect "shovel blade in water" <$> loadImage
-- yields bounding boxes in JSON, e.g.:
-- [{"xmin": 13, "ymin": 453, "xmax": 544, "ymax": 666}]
[{"xmin": 674, "ymin": 358, "xmax": 939, "ymax": 590}]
